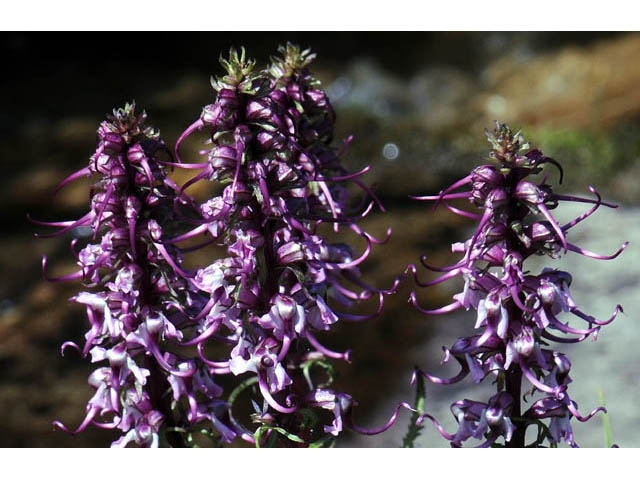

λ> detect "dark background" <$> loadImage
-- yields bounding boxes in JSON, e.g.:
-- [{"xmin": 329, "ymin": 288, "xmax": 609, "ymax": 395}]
[{"xmin": 2, "ymin": 32, "xmax": 639, "ymax": 447}]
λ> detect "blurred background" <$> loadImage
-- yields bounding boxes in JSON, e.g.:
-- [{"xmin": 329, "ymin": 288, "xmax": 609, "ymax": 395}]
[{"xmin": 2, "ymin": 32, "xmax": 639, "ymax": 447}]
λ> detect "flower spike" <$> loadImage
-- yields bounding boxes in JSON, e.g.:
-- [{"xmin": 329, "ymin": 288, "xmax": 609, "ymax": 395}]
[
  {"xmin": 33, "ymin": 103, "xmax": 235, "ymax": 447},
  {"xmin": 408, "ymin": 122, "xmax": 626, "ymax": 447},
  {"xmin": 167, "ymin": 45, "xmax": 390, "ymax": 446}
]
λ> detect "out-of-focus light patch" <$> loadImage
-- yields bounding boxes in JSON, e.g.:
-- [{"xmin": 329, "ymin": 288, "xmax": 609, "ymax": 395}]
[
  {"xmin": 73, "ymin": 226, "xmax": 93, "ymax": 238},
  {"xmin": 382, "ymin": 143, "xmax": 399, "ymax": 161},
  {"xmin": 486, "ymin": 95, "xmax": 507, "ymax": 117},
  {"xmin": 326, "ymin": 76, "xmax": 352, "ymax": 103},
  {"xmin": 0, "ymin": 298, "xmax": 15, "ymax": 314},
  {"xmin": 372, "ymin": 100, "xmax": 391, "ymax": 118},
  {"xmin": 544, "ymin": 73, "xmax": 567, "ymax": 95}
]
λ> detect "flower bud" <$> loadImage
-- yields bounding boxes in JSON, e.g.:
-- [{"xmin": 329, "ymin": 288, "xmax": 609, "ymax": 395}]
[
  {"xmin": 201, "ymin": 197, "xmax": 226, "ymax": 219},
  {"xmin": 127, "ymin": 143, "xmax": 146, "ymax": 164},
  {"xmin": 88, "ymin": 367, "xmax": 111, "ymax": 389},
  {"xmin": 514, "ymin": 181, "xmax": 543, "ymax": 204},
  {"xmin": 286, "ymin": 82, "xmax": 303, "ymax": 103},
  {"xmin": 145, "ymin": 312, "xmax": 166, "ymax": 335},
  {"xmin": 224, "ymin": 182, "xmax": 252, "ymax": 203},
  {"xmin": 92, "ymin": 152, "xmax": 114, "ymax": 174},
  {"xmin": 537, "ymin": 280, "xmax": 557, "ymax": 305},
  {"xmin": 303, "ymin": 236, "xmax": 330, "ymax": 261},
  {"xmin": 485, "ymin": 406, "xmax": 504, "ymax": 426},
  {"xmin": 147, "ymin": 219, "xmax": 162, "ymax": 241},
  {"xmin": 277, "ymin": 162, "xmax": 296, "ymax": 183},
  {"xmin": 245, "ymin": 99, "xmax": 273, "ymax": 122},
  {"xmin": 277, "ymin": 241, "xmax": 304, "ymax": 264},
  {"xmin": 217, "ymin": 88, "xmax": 240, "ymax": 109},
  {"xmin": 307, "ymin": 389, "xmax": 336, "ymax": 408},
  {"xmin": 485, "ymin": 188, "xmax": 508, "ymax": 209},
  {"xmin": 484, "ymin": 290, "xmax": 502, "ymax": 316},
  {"xmin": 273, "ymin": 294, "xmax": 296, "ymax": 321},
  {"xmin": 528, "ymin": 222, "xmax": 554, "ymax": 243},
  {"xmin": 113, "ymin": 264, "xmax": 142, "ymax": 294},
  {"xmin": 503, "ymin": 252, "xmax": 523, "ymax": 271},
  {"xmin": 553, "ymin": 352, "xmax": 571, "ymax": 375},
  {"xmin": 208, "ymin": 145, "xmax": 237, "ymax": 169},
  {"xmin": 107, "ymin": 344, "xmax": 128, "ymax": 367},
  {"xmin": 126, "ymin": 196, "xmax": 141, "ymax": 220},
  {"xmin": 103, "ymin": 132, "xmax": 125, "ymax": 154},
  {"xmin": 482, "ymin": 245, "xmax": 506, "ymax": 265},
  {"xmin": 306, "ymin": 89, "xmax": 328, "ymax": 107},
  {"xmin": 298, "ymin": 152, "xmax": 315, "ymax": 173},
  {"xmin": 256, "ymin": 130, "xmax": 285, "ymax": 151},
  {"xmin": 484, "ymin": 222, "xmax": 508, "ymax": 244},
  {"xmin": 203, "ymin": 89, "xmax": 240, "ymax": 130},
  {"xmin": 97, "ymin": 122, "xmax": 112, "ymax": 140},
  {"xmin": 513, "ymin": 327, "xmax": 535, "ymax": 357},
  {"xmin": 201, "ymin": 103, "xmax": 222, "ymax": 125},
  {"xmin": 472, "ymin": 165, "xmax": 503, "ymax": 186}
]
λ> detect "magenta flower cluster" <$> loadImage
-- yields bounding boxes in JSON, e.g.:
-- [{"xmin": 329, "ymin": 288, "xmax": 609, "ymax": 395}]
[
  {"xmin": 409, "ymin": 122, "xmax": 627, "ymax": 447},
  {"xmin": 33, "ymin": 46, "xmax": 627, "ymax": 449},
  {"xmin": 33, "ymin": 104, "xmax": 233, "ymax": 447},
  {"xmin": 34, "ymin": 45, "xmax": 390, "ymax": 447},
  {"xmin": 166, "ymin": 45, "xmax": 393, "ymax": 445}
]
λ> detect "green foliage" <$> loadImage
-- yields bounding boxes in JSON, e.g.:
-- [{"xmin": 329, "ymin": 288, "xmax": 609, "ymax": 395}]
[
  {"xmin": 269, "ymin": 42, "xmax": 318, "ymax": 85},
  {"xmin": 524, "ymin": 124, "xmax": 640, "ymax": 201},
  {"xmin": 211, "ymin": 47, "xmax": 260, "ymax": 94},
  {"xmin": 301, "ymin": 357, "xmax": 336, "ymax": 390},
  {"xmin": 599, "ymin": 390, "xmax": 614, "ymax": 448},
  {"xmin": 254, "ymin": 426, "xmax": 305, "ymax": 448},
  {"xmin": 402, "ymin": 371, "xmax": 426, "ymax": 448}
]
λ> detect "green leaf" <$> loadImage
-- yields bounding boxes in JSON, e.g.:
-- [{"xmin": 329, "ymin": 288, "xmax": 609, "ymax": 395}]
[
  {"xmin": 297, "ymin": 408, "xmax": 320, "ymax": 430},
  {"xmin": 256, "ymin": 248, "xmax": 268, "ymax": 287},
  {"xmin": 301, "ymin": 358, "xmax": 336, "ymax": 390},
  {"xmin": 253, "ymin": 184, "xmax": 264, "ymax": 205},
  {"xmin": 307, "ymin": 181, "xmax": 320, "ymax": 197},
  {"xmin": 253, "ymin": 122, "xmax": 278, "ymax": 133},
  {"xmin": 599, "ymin": 390, "xmax": 614, "ymax": 448},
  {"xmin": 254, "ymin": 426, "xmax": 305, "ymax": 448},
  {"xmin": 309, "ymin": 435, "xmax": 336, "ymax": 448},
  {"xmin": 402, "ymin": 371, "xmax": 426, "ymax": 448},
  {"xmin": 228, "ymin": 376, "xmax": 259, "ymax": 408}
]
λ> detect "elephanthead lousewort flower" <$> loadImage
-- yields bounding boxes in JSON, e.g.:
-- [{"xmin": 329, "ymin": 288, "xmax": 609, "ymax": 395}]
[
  {"xmin": 34, "ymin": 45, "xmax": 400, "ymax": 447},
  {"xmin": 408, "ymin": 122, "xmax": 627, "ymax": 447},
  {"xmin": 32, "ymin": 104, "xmax": 237, "ymax": 447},
  {"xmin": 166, "ymin": 44, "xmax": 403, "ymax": 446}
]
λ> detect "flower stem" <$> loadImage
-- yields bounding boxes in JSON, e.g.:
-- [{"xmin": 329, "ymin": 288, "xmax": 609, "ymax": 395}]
[{"xmin": 505, "ymin": 366, "xmax": 525, "ymax": 448}]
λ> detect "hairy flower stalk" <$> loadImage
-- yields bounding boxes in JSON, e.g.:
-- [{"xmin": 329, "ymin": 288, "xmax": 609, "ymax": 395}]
[
  {"xmin": 170, "ymin": 45, "xmax": 400, "ymax": 446},
  {"xmin": 408, "ymin": 122, "xmax": 627, "ymax": 447},
  {"xmin": 32, "ymin": 104, "xmax": 236, "ymax": 447}
]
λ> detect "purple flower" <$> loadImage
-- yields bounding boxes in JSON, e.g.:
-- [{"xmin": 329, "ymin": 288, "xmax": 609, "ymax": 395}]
[
  {"xmin": 409, "ymin": 122, "xmax": 627, "ymax": 447},
  {"xmin": 34, "ymin": 103, "xmax": 236, "ymax": 447},
  {"xmin": 170, "ymin": 44, "xmax": 394, "ymax": 446}
]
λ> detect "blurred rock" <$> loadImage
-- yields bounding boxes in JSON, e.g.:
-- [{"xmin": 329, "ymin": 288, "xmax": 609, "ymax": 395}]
[
  {"xmin": 54, "ymin": 116, "xmax": 98, "ymax": 146},
  {"xmin": 478, "ymin": 33, "xmax": 640, "ymax": 129},
  {"xmin": 328, "ymin": 60, "xmax": 407, "ymax": 118},
  {"xmin": 410, "ymin": 67, "xmax": 473, "ymax": 130}
]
